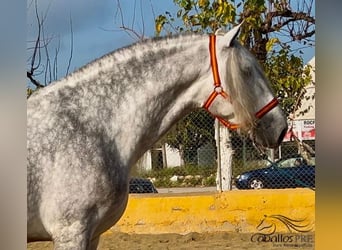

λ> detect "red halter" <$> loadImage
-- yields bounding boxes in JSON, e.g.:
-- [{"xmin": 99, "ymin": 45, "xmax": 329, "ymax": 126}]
[{"xmin": 203, "ymin": 35, "xmax": 279, "ymax": 130}]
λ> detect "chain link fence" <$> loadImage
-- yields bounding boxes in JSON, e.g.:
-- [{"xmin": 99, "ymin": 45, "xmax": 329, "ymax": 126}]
[{"xmin": 131, "ymin": 110, "xmax": 315, "ymax": 192}]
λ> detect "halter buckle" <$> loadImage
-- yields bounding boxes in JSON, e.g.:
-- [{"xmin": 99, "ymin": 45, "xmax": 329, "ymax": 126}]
[
  {"xmin": 214, "ymin": 86, "xmax": 229, "ymax": 99},
  {"xmin": 214, "ymin": 86, "xmax": 223, "ymax": 94}
]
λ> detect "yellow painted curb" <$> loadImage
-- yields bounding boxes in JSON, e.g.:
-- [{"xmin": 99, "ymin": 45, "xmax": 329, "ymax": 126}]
[{"xmin": 109, "ymin": 188, "xmax": 315, "ymax": 234}]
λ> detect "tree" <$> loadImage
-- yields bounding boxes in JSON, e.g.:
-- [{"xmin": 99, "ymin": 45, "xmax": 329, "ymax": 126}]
[
  {"xmin": 264, "ymin": 48, "xmax": 312, "ymax": 116},
  {"xmin": 239, "ymin": 0, "xmax": 315, "ymax": 63},
  {"xmin": 27, "ymin": 0, "xmax": 73, "ymax": 98},
  {"xmin": 165, "ymin": 109, "xmax": 215, "ymax": 165}
]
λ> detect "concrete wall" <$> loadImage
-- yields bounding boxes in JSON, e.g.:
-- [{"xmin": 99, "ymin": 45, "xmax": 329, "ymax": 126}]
[{"xmin": 109, "ymin": 188, "xmax": 315, "ymax": 234}]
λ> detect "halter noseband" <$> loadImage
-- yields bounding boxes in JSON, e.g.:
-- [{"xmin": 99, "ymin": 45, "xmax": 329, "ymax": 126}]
[{"xmin": 203, "ymin": 35, "xmax": 279, "ymax": 130}]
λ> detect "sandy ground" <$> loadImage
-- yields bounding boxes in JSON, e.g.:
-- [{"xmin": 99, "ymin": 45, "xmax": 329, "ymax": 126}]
[{"xmin": 27, "ymin": 231, "xmax": 314, "ymax": 250}]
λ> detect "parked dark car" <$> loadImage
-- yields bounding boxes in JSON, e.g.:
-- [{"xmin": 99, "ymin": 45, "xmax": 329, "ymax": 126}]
[
  {"xmin": 129, "ymin": 178, "xmax": 158, "ymax": 193},
  {"xmin": 235, "ymin": 157, "xmax": 315, "ymax": 189}
]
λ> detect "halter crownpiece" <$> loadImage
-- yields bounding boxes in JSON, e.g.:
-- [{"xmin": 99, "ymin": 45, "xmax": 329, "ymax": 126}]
[{"xmin": 202, "ymin": 34, "xmax": 279, "ymax": 130}]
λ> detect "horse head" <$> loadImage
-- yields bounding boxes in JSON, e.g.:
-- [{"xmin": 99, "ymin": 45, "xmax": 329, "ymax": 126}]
[
  {"xmin": 203, "ymin": 23, "xmax": 287, "ymax": 149},
  {"xmin": 256, "ymin": 215, "xmax": 278, "ymax": 235}
]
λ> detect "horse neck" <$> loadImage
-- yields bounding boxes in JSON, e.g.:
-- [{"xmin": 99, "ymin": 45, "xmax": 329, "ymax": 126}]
[{"xmin": 67, "ymin": 35, "xmax": 212, "ymax": 167}]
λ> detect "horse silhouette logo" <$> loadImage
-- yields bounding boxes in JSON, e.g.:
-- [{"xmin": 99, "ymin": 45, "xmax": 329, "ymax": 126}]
[
  {"xmin": 257, "ymin": 214, "xmax": 313, "ymax": 234},
  {"xmin": 251, "ymin": 214, "xmax": 314, "ymax": 243}
]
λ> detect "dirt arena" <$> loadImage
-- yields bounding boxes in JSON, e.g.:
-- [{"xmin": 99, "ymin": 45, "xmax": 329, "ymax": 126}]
[{"xmin": 27, "ymin": 231, "xmax": 314, "ymax": 250}]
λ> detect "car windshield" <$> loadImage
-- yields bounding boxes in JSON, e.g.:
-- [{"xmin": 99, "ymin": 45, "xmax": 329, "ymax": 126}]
[{"xmin": 274, "ymin": 157, "xmax": 315, "ymax": 168}]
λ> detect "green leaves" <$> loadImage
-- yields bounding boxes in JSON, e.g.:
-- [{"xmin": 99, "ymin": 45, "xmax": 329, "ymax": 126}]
[
  {"xmin": 164, "ymin": 109, "xmax": 215, "ymax": 165},
  {"xmin": 155, "ymin": 15, "xmax": 167, "ymax": 35},
  {"xmin": 264, "ymin": 49, "xmax": 312, "ymax": 116},
  {"xmin": 27, "ymin": 88, "xmax": 34, "ymax": 98},
  {"xmin": 266, "ymin": 37, "xmax": 279, "ymax": 52},
  {"xmin": 155, "ymin": 0, "xmax": 236, "ymax": 35},
  {"xmin": 166, "ymin": 110, "xmax": 215, "ymax": 150}
]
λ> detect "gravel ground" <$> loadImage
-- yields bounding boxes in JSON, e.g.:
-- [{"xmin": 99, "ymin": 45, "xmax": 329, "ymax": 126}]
[{"xmin": 27, "ymin": 231, "xmax": 315, "ymax": 250}]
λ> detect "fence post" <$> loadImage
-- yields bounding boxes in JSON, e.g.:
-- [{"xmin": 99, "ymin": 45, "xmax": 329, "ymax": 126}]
[
  {"xmin": 215, "ymin": 120, "xmax": 222, "ymax": 191},
  {"xmin": 161, "ymin": 143, "xmax": 168, "ymax": 168},
  {"xmin": 270, "ymin": 148, "xmax": 275, "ymax": 161},
  {"xmin": 215, "ymin": 120, "xmax": 233, "ymax": 191}
]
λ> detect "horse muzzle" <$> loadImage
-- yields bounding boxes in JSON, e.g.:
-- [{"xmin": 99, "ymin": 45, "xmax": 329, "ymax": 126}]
[{"xmin": 252, "ymin": 108, "xmax": 288, "ymax": 149}]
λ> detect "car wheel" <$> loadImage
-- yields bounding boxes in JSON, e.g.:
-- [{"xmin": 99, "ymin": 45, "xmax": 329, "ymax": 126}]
[{"xmin": 249, "ymin": 178, "xmax": 264, "ymax": 189}]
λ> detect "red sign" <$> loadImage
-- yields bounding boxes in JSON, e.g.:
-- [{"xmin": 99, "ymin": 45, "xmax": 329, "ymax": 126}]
[{"xmin": 283, "ymin": 120, "xmax": 315, "ymax": 141}]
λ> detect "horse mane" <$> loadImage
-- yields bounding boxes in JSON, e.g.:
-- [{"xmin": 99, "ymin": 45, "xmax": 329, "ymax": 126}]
[
  {"xmin": 269, "ymin": 214, "xmax": 313, "ymax": 233},
  {"xmin": 58, "ymin": 32, "xmax": 204, "ymax": 83},
  {"xmin": 225, "ymin": 41, "xmax": 272, "ymax": 132},
  {"xmin": 258, "ymin": 214, "xmax": 313, "ymax": 233}
]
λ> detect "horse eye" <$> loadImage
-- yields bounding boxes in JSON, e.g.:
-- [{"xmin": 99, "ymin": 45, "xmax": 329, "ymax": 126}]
[{"xmin": 242, "ymin": 66, "xmax": 252, "ymax": 77}]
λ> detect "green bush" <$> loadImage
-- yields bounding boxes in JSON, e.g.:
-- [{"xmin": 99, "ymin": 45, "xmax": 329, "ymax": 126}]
[{"xmin": 135, "ymin": 159, "xmax": 267, "ymax": 188}]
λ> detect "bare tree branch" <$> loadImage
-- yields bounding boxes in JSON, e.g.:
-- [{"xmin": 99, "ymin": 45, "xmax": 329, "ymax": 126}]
[
  {"xmin": 240, "ymin": 0, "xmax": 315, "ymax": 62},
  {"xmin": 27, "ymin": 0, "xmax": 74, "ymax": 88},
  {"xmin": 42, "ymin": 25, "xmax": 51, "ymax": 85},
  {"xmin": 28, "ymin": 0, "xmax": 53, "ymax": 87},
  {"xmin": 66, "ymin": 15, "xmax": 74, "ymax": 76},
  {"xmin": 30, "ymin": 0, "xmax": 42, "ymax": 76},
  {"xmin": 114, "ymin": 0, "xmax": 146, "ymax": 41},
  {"xmin": 27, "ymin": 71, "xmax": 44, "ymax": 88},
  {"xmin": 53, "ymin": 37, "xmax": 60, "ymax": 82},
  {"xmin": 140, "ymin": 0, "xmax": 145, "ymax": 38}
]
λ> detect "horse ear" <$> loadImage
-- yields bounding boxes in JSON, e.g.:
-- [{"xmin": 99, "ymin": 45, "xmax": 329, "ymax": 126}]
[{"xmin": 222, "ymin": 21, "xmax": 244, "ymax": 47}]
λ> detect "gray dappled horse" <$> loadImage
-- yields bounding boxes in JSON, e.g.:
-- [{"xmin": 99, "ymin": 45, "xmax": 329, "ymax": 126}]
[{"xmin": 27, "ymin": 23, "xmax": 287, "ymax": 249}]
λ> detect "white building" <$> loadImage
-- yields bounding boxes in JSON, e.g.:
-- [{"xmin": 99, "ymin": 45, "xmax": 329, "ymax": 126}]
[{"xmin": 136, "ymin": 144, "xmax": 181, "ymax": 171}]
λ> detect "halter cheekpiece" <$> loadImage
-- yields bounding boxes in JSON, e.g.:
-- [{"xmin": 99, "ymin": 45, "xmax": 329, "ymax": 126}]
[{"xmin": 203, "ymin": 35, "xmax": 279, "ymax": 130}]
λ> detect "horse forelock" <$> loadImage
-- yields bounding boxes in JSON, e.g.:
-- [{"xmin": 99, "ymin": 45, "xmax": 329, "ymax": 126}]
[{"xmin": 224, "ymin": 42, "xmax": 268, "ymax": 132}]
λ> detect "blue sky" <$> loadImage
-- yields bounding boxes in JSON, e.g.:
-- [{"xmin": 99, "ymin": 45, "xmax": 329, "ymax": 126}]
[
  {"xmin": 27, "ymin": 0, "xmax": 171, "ymax": 83},
  {"xmin": 27, "ymin": 0, "xmax": 315, "ymax": 84}
]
